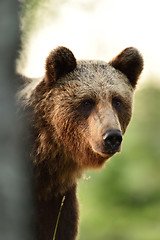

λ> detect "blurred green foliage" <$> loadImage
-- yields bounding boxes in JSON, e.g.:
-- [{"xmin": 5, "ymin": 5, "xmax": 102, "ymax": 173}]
[
  {"xmin": 78, "ymin": 85, "xmax": 160, "ymax": 240},
  {"xmin": 20, "ymin": 0, "xmax": 66, "ymax": 34}
]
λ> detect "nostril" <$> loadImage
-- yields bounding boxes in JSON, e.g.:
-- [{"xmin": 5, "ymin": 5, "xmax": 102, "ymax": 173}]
[
  {"xmin": 103, "ymin": 130, "xmax": 122, "ymax": 149},
  {"xmin": 107, "ymin": 134, "xmax": 122, "ymax": 148}
]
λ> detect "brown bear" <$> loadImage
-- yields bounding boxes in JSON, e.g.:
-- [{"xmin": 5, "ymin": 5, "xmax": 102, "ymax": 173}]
[{"xmin": 20, "ymin": 46, "xmax": 143, "ymax": 240}]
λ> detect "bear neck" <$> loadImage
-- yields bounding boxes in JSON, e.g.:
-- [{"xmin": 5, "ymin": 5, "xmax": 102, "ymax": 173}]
[{"xmin": 32, "ymin": 118, "xmax": 82, "ymax": 199}]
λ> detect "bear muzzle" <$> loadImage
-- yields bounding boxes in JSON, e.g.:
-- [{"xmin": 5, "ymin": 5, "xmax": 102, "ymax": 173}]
[
  {"xmin": 102, "ymin": 129, "xmax": 122, "ymax": 155},
  {"xmin": 90, "ymin": 129, "xmax": 123, "ymax": 158}
]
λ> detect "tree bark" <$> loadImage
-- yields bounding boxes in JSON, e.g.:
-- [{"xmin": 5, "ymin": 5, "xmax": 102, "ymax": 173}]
[{"xmin": 0, "ymin": 1, "xmax": 35, "ymax": 239}]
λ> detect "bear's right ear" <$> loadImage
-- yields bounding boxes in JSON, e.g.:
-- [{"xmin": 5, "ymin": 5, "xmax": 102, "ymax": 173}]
[
  {"xmin": 109, "ymin": 47, "xmax": 143, "ymax": 89},
  {"xmin": 45, "ymin": 46, "xmax": 77, "ymax": 85}
]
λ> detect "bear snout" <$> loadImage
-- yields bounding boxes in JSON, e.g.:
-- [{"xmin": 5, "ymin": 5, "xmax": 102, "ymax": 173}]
[{"xmin": 102, "ymin": 130, "xmax": 122, "ymax": 155}]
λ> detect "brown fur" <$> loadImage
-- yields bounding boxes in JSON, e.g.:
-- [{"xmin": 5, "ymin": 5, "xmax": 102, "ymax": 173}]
[
  {"xmin": 20, "ymin": 46, "xmax": 143, "ymax": 240},
  {"xmin": 109, "ymin": 47, "xmax": 143, "ymax": 88}
]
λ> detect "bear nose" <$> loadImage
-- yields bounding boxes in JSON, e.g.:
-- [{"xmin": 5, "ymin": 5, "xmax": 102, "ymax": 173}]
[{"xmin": 102, "ymin": 130, "xmax": 122, "ymax": 154}]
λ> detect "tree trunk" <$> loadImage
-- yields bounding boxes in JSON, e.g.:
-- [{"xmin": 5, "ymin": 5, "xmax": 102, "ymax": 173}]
[{"xmin": 0, "ymin": 1, "xmax": 35, "ymax": 239}]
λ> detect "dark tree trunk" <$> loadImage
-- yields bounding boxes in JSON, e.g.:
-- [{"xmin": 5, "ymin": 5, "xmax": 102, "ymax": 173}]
[{"xmin": 0, "ymin": 1, "xmax": 35, "ymax": 239}]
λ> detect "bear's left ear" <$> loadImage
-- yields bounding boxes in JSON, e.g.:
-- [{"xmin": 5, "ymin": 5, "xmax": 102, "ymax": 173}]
[
  {"xmin": 45, "ymin": 46, "xmax": 77, "ymax": 85},
  {"xmin": 109, "ymin": 47, "xmax": 143, "ymax": 89}
]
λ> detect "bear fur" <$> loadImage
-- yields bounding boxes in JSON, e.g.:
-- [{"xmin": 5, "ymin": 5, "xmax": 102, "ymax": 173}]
[{"xmin": 20, "ymin": 46, "xmax": 143, "ymax": 240}]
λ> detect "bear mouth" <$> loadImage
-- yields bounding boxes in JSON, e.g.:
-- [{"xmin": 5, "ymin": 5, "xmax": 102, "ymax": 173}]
[
  {"xmin": 93, "ymin": 144, "xmax": 122, "ymax": 158},
  {"xmin": 98, "ymin": 151, "xmax": 115, "ymax": 158}
]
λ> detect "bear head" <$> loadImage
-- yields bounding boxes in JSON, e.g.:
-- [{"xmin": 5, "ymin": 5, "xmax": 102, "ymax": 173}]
[
  {"xmin": 36, "ymin": 46, "xmax": 143, "ymax": 169},
  {"xmin": 30, "ymin": 46, "xmax": 143, "ymax": 190}
]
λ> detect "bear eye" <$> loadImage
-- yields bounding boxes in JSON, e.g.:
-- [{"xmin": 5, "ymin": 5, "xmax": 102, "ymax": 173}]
[
  {"xmin": 78, "ymin": 98, "xmax": 95, "ymax": 117},
  {"xmin": 112, "ymin": 97, "xmax": 122, "ymax": 110}
]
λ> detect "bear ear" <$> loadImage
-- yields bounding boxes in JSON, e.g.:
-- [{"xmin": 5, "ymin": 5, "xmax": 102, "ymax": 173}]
[
  {"xmin": 109, "ymin": 47, "xmax": 143, "ymax": 89},
  {"xmin": 45, "ymin": 46, "xmax": 77, "ymax": 85}
]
